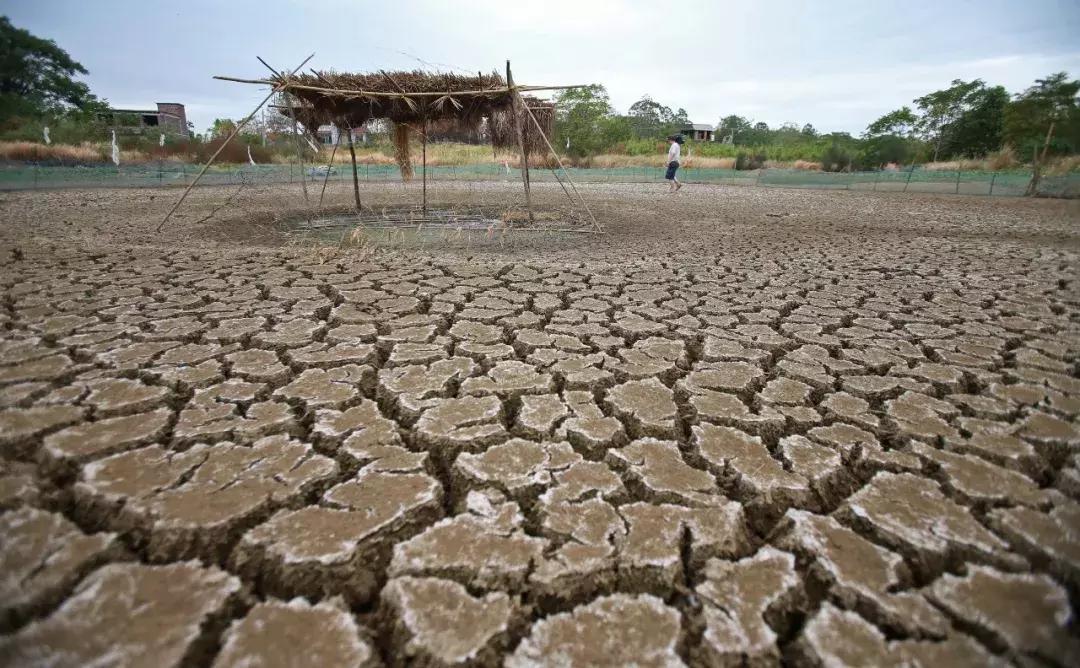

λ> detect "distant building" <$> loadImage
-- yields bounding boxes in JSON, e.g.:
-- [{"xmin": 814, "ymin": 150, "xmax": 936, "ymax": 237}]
[
  {"xmin": 680, "ymin": 123, "xmax": 715, "ymax": 142},
  {"xmin": 316, "ymin": 124, "xmax": 369, "ymax": 145},
  {"xmin": 101, "ymin": 103, "xmax": 189, "ymax": 137}
]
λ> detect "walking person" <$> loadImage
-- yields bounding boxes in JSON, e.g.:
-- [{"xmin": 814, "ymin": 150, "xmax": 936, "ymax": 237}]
[{"xmin": 665, "ymin": 135, "xmax": 684, "ymax": 193}]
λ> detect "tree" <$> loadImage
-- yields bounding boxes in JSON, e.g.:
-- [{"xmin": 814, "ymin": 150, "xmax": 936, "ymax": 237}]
[
  {"xmin": 555, "ymin": 85, "xmax": 620, "ymax": 157},
  {"xmin": 745, "ymin": 121, "xmax": 772, "ymax": 145},
  {"xmin": 866, "ymin": 106, "xmax": 918, "ymax": 138},
  {"xmin": 914, "ymin": 79, "xmax": 986, "ymax": 160},
  {"xmin": 800, "ymin": 123, "xmax": 817, "ymax": 137},
  {"xmin": 627, "ymin": 95, "xmax": 688, "ymax": 139},
  {"xmin": 0, "ymin": 16, "xmax": 101, "ymax": 126},
  {"xmin": 1003, "ymin": 72, "xmax": 1080, "ymax": 159},
  {"xmin": 717, "ymin": 115, "xmax": 751, "ymax": 143},
  {"xmin": 628, "ymin": 96, "xmax": 666, "ymax": 138},
  {"xmin": 208, "ymin": 118, "xmax": 238, "ymax": 139},
  {"xmin": 940, "ymin": 85, "xmax": 1007, "ymax": 158}
]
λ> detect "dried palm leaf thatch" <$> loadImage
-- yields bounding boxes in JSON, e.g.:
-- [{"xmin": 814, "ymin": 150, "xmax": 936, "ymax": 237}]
[
  {"xmin": 273, "ymin": 69, "xmax": 512, "ymax": 128},
  {"xmin": 392, "ymin": 123, "xmax": 413, "ymax": 180},
  {"xmin": 490, "ymin": 96, "xmax": 556, "ymax": 158}
]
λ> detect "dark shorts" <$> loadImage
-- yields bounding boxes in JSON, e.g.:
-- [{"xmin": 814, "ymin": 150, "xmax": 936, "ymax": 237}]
[{"xmin": 665, "ymin": 161, "xmax": 680, "ymax": 180}]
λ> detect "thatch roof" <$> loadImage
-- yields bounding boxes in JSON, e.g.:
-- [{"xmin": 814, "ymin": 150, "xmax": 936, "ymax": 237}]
[
  {"xmin": 273, "ymin": 69, "xmax": 513, "ymax": 128},
  {"xmin": 490, "ymin": 96, "xmax": 555, "ymax": 158},
  {"xmin": 266, "ymin": 69, "xmax": 557, "ymax": 171}
]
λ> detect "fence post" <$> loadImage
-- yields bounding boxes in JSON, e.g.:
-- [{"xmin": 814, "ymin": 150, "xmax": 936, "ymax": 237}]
[
  {"xmin": 955, "ymin": 166, "xmax": 962, "ymax": 194},
  {"xmin": 903, "ymin": 164, "xmax": 915, "ymax": 192},
  {"xmin": 872, "ymin": 170, "xmax": 880, "ymax": 191},
  {"xmin": 989, "ymin": 172, "xmax": 996, "ymax": 196}
]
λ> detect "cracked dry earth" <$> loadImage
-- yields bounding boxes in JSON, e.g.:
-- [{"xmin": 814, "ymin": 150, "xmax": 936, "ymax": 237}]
[{"xmin": 0, "ymin": 183, "xmax": 1079, "ymax": 667}]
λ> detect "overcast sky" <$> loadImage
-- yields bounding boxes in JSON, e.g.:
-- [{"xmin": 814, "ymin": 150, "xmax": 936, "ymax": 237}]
[{"xmin": 6, "ymin": 0, "xmax": 1080, "ymax": 135}]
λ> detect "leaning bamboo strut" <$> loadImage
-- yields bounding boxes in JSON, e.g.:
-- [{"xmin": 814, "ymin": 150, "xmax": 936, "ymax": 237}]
[
  {"xmin": 157, "ymin": 53, "xmax": 314, "ymax": 231},
  {"xmin": 520, "ymin": 100, "xmax": 603, "ymax": 233}
]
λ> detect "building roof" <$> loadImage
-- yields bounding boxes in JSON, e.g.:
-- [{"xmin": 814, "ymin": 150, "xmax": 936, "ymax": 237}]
[{"xmin": 685, "ymin": 123, "xmax": 714, "ymax": 132}]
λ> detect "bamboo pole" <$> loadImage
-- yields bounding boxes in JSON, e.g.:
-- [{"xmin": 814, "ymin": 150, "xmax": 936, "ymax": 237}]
[
  {"xmin": 346, "ymin": 124, "xmax": 361, "ymax": 212},
  {"xmin": 317, "ymin": 132, "xmax": 339, "ymax": 210},
  {"xmin": 157, "ymin": 53, "xmax": 314, "ymax": 231},
  {"xmin": 288, "ymin": 95, "xmax": 311, "ymax": 209},
  {"xmin": 506, "ymin": 61, "xmax": 533, "ymax": 223},
  {"xmin": 422, "ymin": 116, "xmax": 428, "ymax": 215},
  {"xmin": 212, "ymin": 76, "xmax": 590, "ymax": 97}
]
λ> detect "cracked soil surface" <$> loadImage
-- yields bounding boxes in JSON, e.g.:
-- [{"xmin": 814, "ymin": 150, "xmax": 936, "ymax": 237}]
[{"xmin": 0, "ymin": 181, "xmax": 1078, "ymax": 666}]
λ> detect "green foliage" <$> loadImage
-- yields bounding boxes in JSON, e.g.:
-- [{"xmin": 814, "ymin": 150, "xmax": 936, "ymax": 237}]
[
  {"xmin": 866, "ymin": 107, "xmax": 918, "ymax": 138},
  {"xmin": 861, "ymin": 134, "xmax": 918, "ymax": 167},
  {"xmin": 627, "ymin": 96, "xmax": 689, "ymax": 139},
  {"xmin": 0, "ymin": 16, "xmax": 103, "ymax": 128},
  {"xmin": 208, "ymin": 118, "xmax": 238, "ymax": 139},
  {"xmin": 554, "ymin": 85, "xmax": 624, "ymax": 157},
  {"xmin": 1003, "ymin": 72, "xmax": 1080, "ymax": 159},
  {"xmin": 940, "ymin": 86, "xmax": 1007, "ymax": 158},
  {"xmin": 914, "ymin": 79, "xmax": 994, "ymax": 160},
  {"xmin": 716, "ymin": 115, "xmax": 751, "ymax": 143}
]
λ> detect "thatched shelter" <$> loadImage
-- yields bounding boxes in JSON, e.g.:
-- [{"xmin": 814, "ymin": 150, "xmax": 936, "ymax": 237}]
[
  {"xmin": 155, "ymin": 57, "xmax": 600, "ymax": 233},
  {"xmin": 271, "ymin": 71, "xmax": 555, "ymax": 170}
]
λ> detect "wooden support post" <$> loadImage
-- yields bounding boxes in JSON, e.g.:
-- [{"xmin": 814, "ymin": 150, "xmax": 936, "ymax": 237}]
[
  {"xmin": 422, "ymin": 116, "xmax": 428, "ymax": 215},
  {"xmin": 347, "ymin": 124, "xmax": 361, "ymax": 212},
  {"xmin": 287, "ymin": 95, "xmax": 311, "ymax": 208},
  {"xmin": 157, "ymin": 53, "xmax": 314, "ymax": 231},
  {"xmin": 317, "ymin": 130, "xmax": 339, "ymax": 211},
  {"xmin": 506, "ymin": 60, "xmax": 533, "ymax": 223},
  {"xmin": 1026, "ymin": 121, "xmax": 1055, "ymax": 197}
]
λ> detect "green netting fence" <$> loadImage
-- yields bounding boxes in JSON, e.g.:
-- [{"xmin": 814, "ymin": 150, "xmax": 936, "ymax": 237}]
[{"xmin": 1, "ymin": 161, "xmax": 1077, "ymax": 198}]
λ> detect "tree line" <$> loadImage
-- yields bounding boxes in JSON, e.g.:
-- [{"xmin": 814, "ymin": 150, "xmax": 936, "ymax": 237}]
[
  {"xmin": 553, "ymin": 75, "xmax": 1079, "ymax": 171},
  {"xmin": 1, "ymin": 14, "xmax": 1077, "ymax": 173}
]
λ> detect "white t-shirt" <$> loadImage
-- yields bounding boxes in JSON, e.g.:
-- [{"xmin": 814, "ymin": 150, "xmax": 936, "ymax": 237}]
[{"xmin": 667, "ymin": 141, "xmax": 681, "ymax": 164}]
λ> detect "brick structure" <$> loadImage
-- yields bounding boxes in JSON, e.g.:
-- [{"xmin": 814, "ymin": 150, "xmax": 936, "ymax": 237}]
[
  {"xmin": 155, "ymin": 103, "xmax": 188, "ymax": 135},
  {"xmin": 102, "ymin": 103, "xmax": 189, "ymax": 137}
]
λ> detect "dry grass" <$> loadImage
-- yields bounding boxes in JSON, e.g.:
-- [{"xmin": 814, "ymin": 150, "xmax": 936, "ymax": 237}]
[
  {"xmin": 923, "ymin": 158, "xmax": 993, "ymax": 172},
  {"xmin": 318, "ymin": 143, "xmax": 519, "ymax": 167},
  {"xmin": 986, "ymin": 147, "xmax": 1020, "ymax": 171},
  {"xmin": 0, "ymin": 141, "xmax": 105, "ymax": 162},
  {"xmin": 0, "ymin": 140, "xmax": 167, "ymax": 164},
  {"xmin": 763, "ymin": 159, "xmax": 823, "ymax": 170},
  {"xmin": 1045, "ymin": 155, "xmax": 1080, "ymax": 175},
  {"xmin": 583, "ymin": 154, "xmax": 736, "ymax": 169}
]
